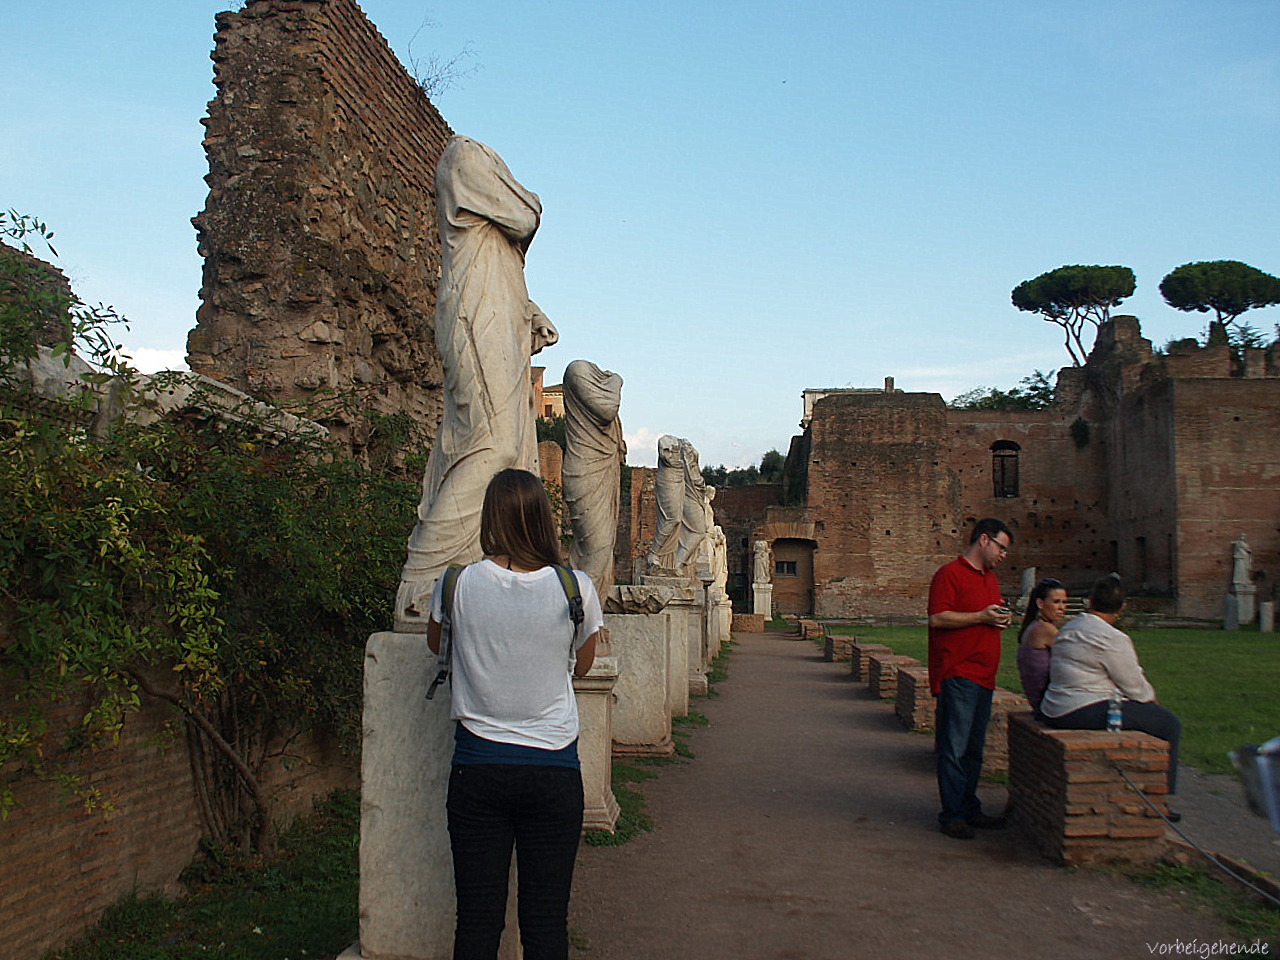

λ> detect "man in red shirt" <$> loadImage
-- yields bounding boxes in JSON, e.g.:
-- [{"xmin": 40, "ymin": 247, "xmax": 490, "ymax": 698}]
[{"xmin": 928, "ymin": 518, "xmax": 1013, "ymax": 839}]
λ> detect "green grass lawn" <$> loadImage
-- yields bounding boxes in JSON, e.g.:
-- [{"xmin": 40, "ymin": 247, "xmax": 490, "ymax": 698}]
[{"xmin": 827, "ymin": 623, "xmax": 1280, "ymax": 775}]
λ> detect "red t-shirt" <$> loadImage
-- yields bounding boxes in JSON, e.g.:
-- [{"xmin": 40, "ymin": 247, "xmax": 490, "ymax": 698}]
[{"xmin": 927, "ymin": 556, "xmax": 1004, "ymax": 694}]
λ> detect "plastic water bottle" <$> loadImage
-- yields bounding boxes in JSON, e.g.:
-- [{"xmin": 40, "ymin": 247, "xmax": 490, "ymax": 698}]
[{"xmin": 1106, "ymin": 691, "xmax": 1123, "ymax": 732}]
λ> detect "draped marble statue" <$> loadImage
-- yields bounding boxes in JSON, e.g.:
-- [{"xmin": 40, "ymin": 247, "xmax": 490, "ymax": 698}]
[
  {"xmin": 1232, "ymin": 534, "xmax": 1252, "ymax": 588},
  {"xmin": 396, "ymin": 135, "xmax": 558, "ymax": 629},
  {"xmin": 646, "ymin": 435, "xmax": 685, "ymax": 577},
  {"xmin": 563, "ymin": 359, "xmax": 625, "ymax": 597},
  {"xmin": 753, "ymin": 539, "xmax": 771, "ymax": 584},
  {"xmin": 675, "ymin": 440, "xmax": 710, "ymax": 575}
]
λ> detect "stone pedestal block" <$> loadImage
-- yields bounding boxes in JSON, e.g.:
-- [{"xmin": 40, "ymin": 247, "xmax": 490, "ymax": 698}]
[
  {"xmin": 983, "ymin": 687, "xmax": 1029, "ymax": 776},
  {"xmin": 731, "ymin": 613, "xmax": 765, "ymax": 632},
  {"xmin": 1260, "ymin": 600, "xmax": 1275, "ymax": 633},
  {"xmin": 895, "ymin": 666, "xmax": 935, "ymax": 732},
  {"xmin": 867, "ymin": 653, "xmax": 920, "ymax": 700},
  {"xmin": 1224, "ymin": 593, "xmax": 1241, "ymax": 630},
  {"xmin": 849, "ymin": 642, "xmax": 893, "ymax": 682},
  {"xmin": 1235, "ymin": 584, "xmax": 1257, "ymax": 626},
  {"xmin": 574, "ymin": 656, "xmax": 620, "ymax": 832},
  {"xmin": 640, "ymin": 577, "xmax": 696, "ymax": 715},
  {"xmin": 752, "ymin": 582, "xmax": 773, "ymax": 618},
  {"xmin": 355, "ymin": 631, "xmax": 455, "ymax": 960},
  {"xmin": 1009, "ymin": 713, "xmax": 1171, "ymax": 867},
  {"xmin": 606, "ymin": 612, "xmax": 674, "ymax": 757},
  {"xmin": 352, "ymin": 633, "xmax": 523, "ymax": 960}
]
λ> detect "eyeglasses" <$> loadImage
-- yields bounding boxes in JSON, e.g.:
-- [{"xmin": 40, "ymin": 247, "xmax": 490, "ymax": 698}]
[{"xmin": 984, "ymin": 535, "xmax": 1010, "ymax": 554}]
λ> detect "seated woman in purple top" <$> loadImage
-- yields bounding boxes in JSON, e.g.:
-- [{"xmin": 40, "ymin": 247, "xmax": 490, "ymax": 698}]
[{"xmin": 1016, "ymin": 577, "xmax": 1068, "ymax": 714}]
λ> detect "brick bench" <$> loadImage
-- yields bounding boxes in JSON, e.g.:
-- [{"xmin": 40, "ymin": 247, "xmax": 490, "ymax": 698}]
[
  {"xmin": 867, "ymin": 654, "xmax": 920, "ymax": 700},
  {"xmin": 982, "ymin": 688, "xmax": 1030, "ymax": 776},
  {"xmin": 895, "ymin": 666, "xmax": 934, "ymax": 731},
  {"xmin": 822, "ymin": 631, "xmax": 856, "ymax": 663},
  {"xmin": 731, "ymin": 613, "xmax": 765, "ymax": 633},
  {"xmin": 849, "ymin": 642, "xmax": 893, "ymax": 681},
  {"xmin": 797, "ymin": 619, "xmax": 823, "ymax": 641},
  {"xmin": 1008, "ymin": 712, "xmax": 1171, "ymax": 866}
]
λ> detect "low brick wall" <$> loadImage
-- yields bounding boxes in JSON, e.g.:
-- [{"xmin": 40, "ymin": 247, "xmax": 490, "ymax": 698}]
[
  {"xmin": 1008, "ymin": 712, "xmax": 1170, "ymax": 866},
  {"xmin": 823, "ymin": 633, "xmax": 856, "ymax": 662},
  {"xmin": 867, "ymin": 654, "xmax": 921, "ymax": 700},
  {"xmin": 895, "ymin": 666, "xmax": 934, "ymax": 731},
  {"xmin": 797, "ymin": 619, "xmax": 824, "ymax": 640},
  {"xmin": 0, "ymin": 679, "xmax": 355, "ymax": 960},
  {"xmin": 982, "ymin": 688, "xmax": 1030, "ymax": 776},
  {"xmin": 849, "ymin": 642, "xmax": 893, "ymax": 681},
  {"xmin": 731, "ymin": 613, "xmax": 765, "ymax": 633}
]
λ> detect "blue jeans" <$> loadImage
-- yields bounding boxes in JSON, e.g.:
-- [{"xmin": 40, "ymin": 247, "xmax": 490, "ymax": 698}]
[
  {"xmin": 936, "ymin": 677, "xmax": 993, "ymax": 825},
  {"xmin": 446, "ymin": 763, "xmax": 584, "ymax": 960}
]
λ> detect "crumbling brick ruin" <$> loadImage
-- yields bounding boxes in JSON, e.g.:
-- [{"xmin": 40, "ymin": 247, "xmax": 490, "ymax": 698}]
[
  {"xmin": 188, "ymin": 0, "xmax": 452, "ymax": 457},
  {"xmin": 708, "ymin": 317, "xmax": 1280, "ymax": 621}
]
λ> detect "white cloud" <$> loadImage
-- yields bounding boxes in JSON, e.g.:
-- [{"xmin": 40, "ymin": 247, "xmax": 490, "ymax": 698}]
[
  {"xmin": 623, "ymin": 427, "xmax": 662, "ymax": 467},
  {"xmin": 120, "ymin": 347, "xmax": 189, "ymax": 374}
]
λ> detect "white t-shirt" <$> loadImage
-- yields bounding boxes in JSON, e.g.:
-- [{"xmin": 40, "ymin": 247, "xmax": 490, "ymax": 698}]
[{"xmin": 431, "ymin": 559, "xmax": 605, "ymax": 750}]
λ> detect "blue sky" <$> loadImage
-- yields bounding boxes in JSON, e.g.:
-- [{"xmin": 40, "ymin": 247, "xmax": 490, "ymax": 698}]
[{"xmin": 4, "ymin": 0, "xmax": 1278, "ymax": 467}]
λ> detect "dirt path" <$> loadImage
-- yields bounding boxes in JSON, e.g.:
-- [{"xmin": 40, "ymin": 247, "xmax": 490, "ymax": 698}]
[{"xmin": 570, "ymin": 631, "xmax": 1256, "ymax": 959}]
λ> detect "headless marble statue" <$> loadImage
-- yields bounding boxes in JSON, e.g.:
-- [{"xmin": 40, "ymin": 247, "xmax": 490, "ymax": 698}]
[
  {"xmin": 563, "ymin": 359, "xmax": 625, "ymax": 597},
  {"xmin": 647, "ymin": 436, "xmax": 685, "ymax": 577},
  {"xmin": 397, "ymin": 135, "xmax": 557, "ymax": 630}
]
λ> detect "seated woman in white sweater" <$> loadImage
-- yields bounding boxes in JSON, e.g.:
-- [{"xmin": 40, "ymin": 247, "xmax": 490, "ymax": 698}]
[{"xmin": 1040, "ymin": 574, "xmax": 1182, "ymax": 808}]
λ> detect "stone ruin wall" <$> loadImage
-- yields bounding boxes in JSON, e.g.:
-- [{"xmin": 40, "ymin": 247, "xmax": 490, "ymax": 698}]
[
  {"xmin": 188, "ymin": 0, "xmax": 452, "ymax": 457},
  {"xmin": 0, "ymin": 666, "xmax": 355, "ymax": 960},
  {"xmin": 945, "ymin": 408, "xmax": 1111, "ymax": 594},
  {"xmin": 795, "ymin": 319, "xmax": 1280, "ymax": 620},
  {"xmin": 806, "ymin": 392, "xmax": 959, "ymax": 618}
]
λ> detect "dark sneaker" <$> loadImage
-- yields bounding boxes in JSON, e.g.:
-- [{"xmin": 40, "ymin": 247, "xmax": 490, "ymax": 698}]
[
  {"xmin": 966, "ymin": 813, "xmax": 1008, "ymax": 830},
  {"xmin": 941, "ymin": 820, "xmax": 976, "ymax": 840}
]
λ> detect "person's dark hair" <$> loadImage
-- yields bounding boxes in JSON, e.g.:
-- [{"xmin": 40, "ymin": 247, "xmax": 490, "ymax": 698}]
[
  {"xmin": 1020, "ymin": 577, "xmax": 1065, "ymax": 639},
  {"xmin": 969, "ymin": 517, "xmax": 1013, "ymax": 545},
  {"xmin": 1089, "ymin": 573, "xmax": 1126, "ymax": 614},
  {"xmin": 480, "ymin": 469, "xmax": 562, "ymax": 570}
]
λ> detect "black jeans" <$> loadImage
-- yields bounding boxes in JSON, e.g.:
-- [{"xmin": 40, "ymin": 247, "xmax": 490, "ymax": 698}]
[
  {"xmin": 446, "ymin": 763, "xmax": 584, "ymax": 960},
  {"xmin": 1044, "ymin": 700, "xmax": 1182, "ymax": 794}
]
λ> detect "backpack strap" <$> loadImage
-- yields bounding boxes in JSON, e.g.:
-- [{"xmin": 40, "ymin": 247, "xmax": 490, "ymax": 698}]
[
  {"xmin": 425, "ymin": 563, "xmax": 465, "ymax": 701},
  {"xmin": 552, "ymin": 564, "xmax": 585, "ymax": 651}
]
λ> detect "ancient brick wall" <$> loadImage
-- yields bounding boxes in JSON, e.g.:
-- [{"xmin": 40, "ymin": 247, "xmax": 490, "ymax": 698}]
[
  {"xmin": 945, "ymin": 408, "xmax": 1111, "ymax": 593},
  {"xmin": 806, "ymin": 392, "xmax": 958, "ymax": 617},
  {"xmin": 0, "ymin": 674, "xmax": 355, "ymax": 960},
  {"xmin": 712, "ymin": 484, "xmax": 783, "ymax": 601},
  {"xmin": 624, "ymin": 466, "xmax": 657, "ymax": 583},
  {"xmin": 1168, "ymin": 377, "xmax": 1280, "ymax": 617},
  {"xmin": 189, "ymin": 0, "xmax": 452, "ymax": 458}
]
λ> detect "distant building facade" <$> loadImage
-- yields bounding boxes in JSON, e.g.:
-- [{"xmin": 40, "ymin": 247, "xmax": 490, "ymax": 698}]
[{"xmin": 693, "ymin": 318, "xmax": 1280, "ymax": 620}]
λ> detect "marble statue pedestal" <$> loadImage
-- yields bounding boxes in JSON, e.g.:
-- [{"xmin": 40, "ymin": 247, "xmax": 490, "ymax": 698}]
[
  {"xmin": 753, "ymin": 582, "xmax": 773, "ymax": 619},
  {"xmin": 1225, "ymin": 586, "xmax": 1257, "ymax": 630},
  {"xmin": 574, "ymin": 656, "xmax": 620, "ymax": 832},
  {"xmin": 640, "ymin": 576, "xmax": 697, "ymax": 715},
  {"xmin": 1259, "ymin": 601, "xmax": 1274, "ymax": 633},
  {"xmin": 346, "ymin": 632, "xmax": 520, "ymax": 960},
  {"xmin": 606, "ymin": 611, "xmax": 674, "ymax": 757}
]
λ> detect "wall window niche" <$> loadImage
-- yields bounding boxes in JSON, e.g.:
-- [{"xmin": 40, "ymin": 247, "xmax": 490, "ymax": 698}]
[
  {"xmin": 775, "ymin": 560, "xmax": 798, "ymax": 577},
  {"xmin": 991, "ymin": 440, "xmax": 1021, "ymax": 498}
]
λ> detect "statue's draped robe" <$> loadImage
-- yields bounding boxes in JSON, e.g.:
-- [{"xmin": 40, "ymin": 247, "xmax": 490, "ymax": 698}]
[
  {"xmin": 647, "ymin": 436, "xmax": 685, "ymax": 576},
  {"xmin": 675, "ymin": 442, "xmax": 709, "ymax": 573},
  {"xmin": 563, "ymin": 360, "xmax": 624, "ymax": 598},
  {"xmin": 398, "ymin": 136, "xmax": 557, "ymax": 624}
]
